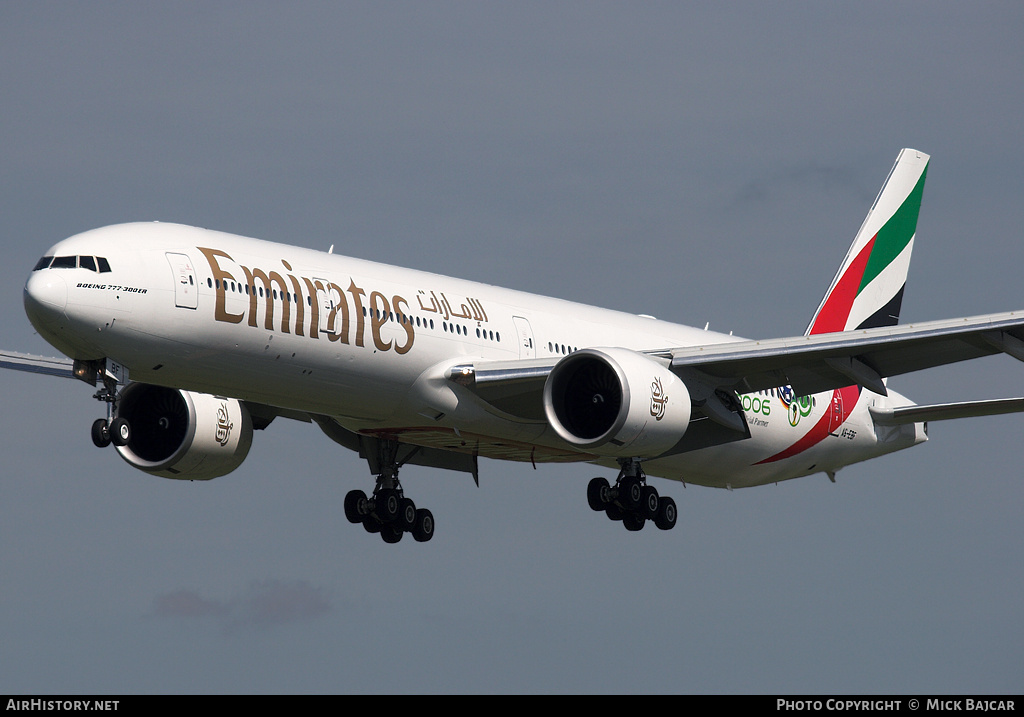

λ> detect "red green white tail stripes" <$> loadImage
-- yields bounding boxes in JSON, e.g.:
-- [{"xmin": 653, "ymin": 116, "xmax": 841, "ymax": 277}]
[
  {"xmin": 758, "ymin": 150, "xmax": 929, "ymax": 466},
  {"xmin": 805, "ymin": 149, "xmax": 929, "ymax": 336}
]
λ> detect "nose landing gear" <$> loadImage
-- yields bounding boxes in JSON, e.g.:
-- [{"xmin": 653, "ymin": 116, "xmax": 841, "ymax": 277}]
[
  {"xmin": 587, "ymin": 458, "xmax": 677, "ymax": 532},
  {"xmin": 90, "ymin": 375, "xmax": 131, "ymax": 448}
]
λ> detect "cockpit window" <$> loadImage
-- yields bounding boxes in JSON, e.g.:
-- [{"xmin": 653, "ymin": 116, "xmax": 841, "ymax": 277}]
[{"xmin": 37, "ymin": 255, "xmax": 112, "ymax": 272}]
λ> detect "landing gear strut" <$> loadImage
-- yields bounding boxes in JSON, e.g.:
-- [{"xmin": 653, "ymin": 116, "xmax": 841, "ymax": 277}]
[
  {"xmin": 90, "ymin": 369, "xmax": 130, "ymax": 448},
  {"xmin": 343, "ymin": 438, "xmax": 435, "ymax": 543},
  {"xmin": 587, "ymin": 458, "xmax": 677, "ymax": 532}
]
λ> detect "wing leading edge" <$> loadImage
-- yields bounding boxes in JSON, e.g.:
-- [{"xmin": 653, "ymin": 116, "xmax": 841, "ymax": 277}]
[
  {"xmin": 670, "ymin": 309, "xmax": 1024, "ymax": 398},
  {"xmin": 0, "ymin": 350, "xmax": 75, "ymax": 379}
]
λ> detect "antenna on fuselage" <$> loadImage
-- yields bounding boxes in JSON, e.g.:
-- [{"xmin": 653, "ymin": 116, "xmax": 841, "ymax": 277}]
[{"xmin": 328, "ymin": 244, "xmax": 334, "ymax": 254}]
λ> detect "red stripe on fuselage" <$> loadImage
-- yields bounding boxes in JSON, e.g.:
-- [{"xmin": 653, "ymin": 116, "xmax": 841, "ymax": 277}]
[{"xmin": 755, "ymin": 385, "xmax": 860, "ymax": 464}]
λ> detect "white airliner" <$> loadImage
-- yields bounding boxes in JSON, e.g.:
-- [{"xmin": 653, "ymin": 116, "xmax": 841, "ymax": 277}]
[{"xmin": 6, "ymin": 148, "xmax": 1024, "ymax": 543}]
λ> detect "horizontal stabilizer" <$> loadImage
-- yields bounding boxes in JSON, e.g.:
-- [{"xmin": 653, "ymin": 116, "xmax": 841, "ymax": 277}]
[{"xmin": 870, "ymin": 397, "xmax": 1024, "ymax": 425}]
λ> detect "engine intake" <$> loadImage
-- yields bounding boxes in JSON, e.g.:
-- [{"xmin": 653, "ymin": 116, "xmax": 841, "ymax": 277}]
[
  {"xmin": 543, "ymin": 348, "xmax": 691, "ymax": 458},
  {"xmin": 114, "ymin": 384, "xmax": 253, "ymax": 480}
]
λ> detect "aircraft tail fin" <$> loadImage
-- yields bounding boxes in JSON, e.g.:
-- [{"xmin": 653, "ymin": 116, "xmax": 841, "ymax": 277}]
[{"xmin": 805, "ymin": 148, "xmax": 930, "ymax": 336}]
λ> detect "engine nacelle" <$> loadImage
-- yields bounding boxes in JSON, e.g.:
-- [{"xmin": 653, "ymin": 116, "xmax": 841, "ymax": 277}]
[
  {"xmin": 114, "ymin": 383, "xmax": 253, "ymax": 480},
  {"xmin": 543, "ymin": 347, "xmax": 691, "ymax": 458}
]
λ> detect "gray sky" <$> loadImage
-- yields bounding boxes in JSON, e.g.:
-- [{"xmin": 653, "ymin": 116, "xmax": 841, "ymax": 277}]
[{"xmin": 1, "ymin": 2, "xmax": 1022, "ymax": 694}]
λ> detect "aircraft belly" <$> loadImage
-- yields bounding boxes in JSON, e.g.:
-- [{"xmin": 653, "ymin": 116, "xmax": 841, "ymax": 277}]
[
  {"xmin": 642, "ymin": 391, "xmax": 893, "ymax": 489},
  {"xmin": 347, "ymin": 425, "xmax": 589, "ymax": 464}
]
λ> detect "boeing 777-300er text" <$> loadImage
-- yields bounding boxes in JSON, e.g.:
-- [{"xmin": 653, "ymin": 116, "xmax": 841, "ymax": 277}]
[{"xmin": 6, "ymin": 148, "xmax": 1024, "ymax": 543}]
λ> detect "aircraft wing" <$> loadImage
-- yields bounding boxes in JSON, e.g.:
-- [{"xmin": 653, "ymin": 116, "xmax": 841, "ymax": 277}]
[
  {"xmin": 667, "ymin": 310, "xmax": 1024, "ymax": 398},
  {"xmin": 0, "ymin": 350, "xmax": 75, "ymax": 379},
  {"xmin": 451, "ymin": 310, "xmax": 1024, "ymax": 427},
  {"xmin": 449, "ymin": 357, "xmax": 556, "ymax": 421}
]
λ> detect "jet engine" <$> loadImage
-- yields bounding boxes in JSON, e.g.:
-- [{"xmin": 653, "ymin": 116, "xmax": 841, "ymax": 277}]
[
  {"xmin": 543, "ymin": 347, "xmax": 691, "ymax": 458},
  {"xmin": 113, "ymin": 383, "xmax": 253, "ymax": 480}
]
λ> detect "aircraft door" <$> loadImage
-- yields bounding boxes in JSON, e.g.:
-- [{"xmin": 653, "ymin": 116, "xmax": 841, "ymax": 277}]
[
  {"xmin": 315, "ymin": 279, "xmax": 342, "ymax": 335},
  {"xmin": 512, "ymin": 316, "xmax": 535, "ymax": 359},
  {"xmin": 166, "ymin": 253, "xmax": 198, "ymax": 309}
]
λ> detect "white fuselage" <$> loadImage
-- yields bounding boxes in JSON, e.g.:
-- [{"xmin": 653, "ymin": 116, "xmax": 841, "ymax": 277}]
[{"xmin": 23, "ymin": 223, "xmax": 926, "ymax": 488}]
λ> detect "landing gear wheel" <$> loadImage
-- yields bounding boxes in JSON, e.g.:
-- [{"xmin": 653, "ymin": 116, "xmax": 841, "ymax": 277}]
[
  {"xmin": 587, "ymin": 477, "xmax": 610, "ymax": 511},
  {"xmin": 362, "ymin": 518, "xmax": 382, "ymax": 534},
  {"xmin": 398, "ymin": 498, "xmax": 417, "ymax": 532},
  {"xmin": 344, "ymin": 490, "xmax": 369, "ymax": 524},
  {"xmin": 375, "ymin": 489, "xmax": 400, "ymax": 523},
  {"xmin": 109, "ymin": 417, "xmax": 131, "ymax": 447},
  {"xmin": 641, "ymin": 485, "xmax": 660, "ymax": 520},
  {"xmin": 654, "ymin": 496, "xmax": 677, "ymax": 531},
  {"xmin": 91, "ymin": 419, "xmax": 111, "ymax": 448},
  {"xmin": 381, "ymin": 525, "xmax": 403, "ymax": 543},
  {"xmin": 623, "ymin": 512, "xmax": 646, "ymax": 532},
  {"xmin": 618, "ymin": 476, "xmax": 642, "ymax": 510},
  {"xmin": 412, "ymin": 508, "xmax": 434, "ymax": 542}
]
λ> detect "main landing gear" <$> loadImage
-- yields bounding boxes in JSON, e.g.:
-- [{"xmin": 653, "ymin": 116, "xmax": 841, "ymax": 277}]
[
  {"xmin": 344, "ymin": 439, "xmax": 434, "ymax": 544},
  {"xmin": 587, "ymin": 458, "xmax": 677, "ymax": 532}
]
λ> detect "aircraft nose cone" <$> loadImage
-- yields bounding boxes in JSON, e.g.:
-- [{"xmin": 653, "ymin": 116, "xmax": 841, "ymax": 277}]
[{"xmin": 24, "ymin": 271, "xmax": 68, "ymax": 328}]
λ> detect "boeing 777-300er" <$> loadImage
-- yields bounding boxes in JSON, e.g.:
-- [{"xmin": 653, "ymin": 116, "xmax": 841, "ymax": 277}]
[{"xmin": 5, "ymin": 148, "xmax": 1024, "ymax": 543}]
